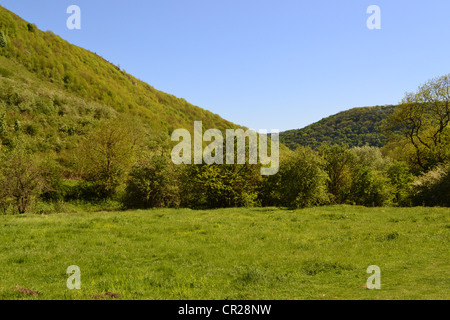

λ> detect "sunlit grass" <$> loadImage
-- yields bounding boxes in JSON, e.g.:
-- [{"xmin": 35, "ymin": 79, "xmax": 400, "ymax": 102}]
[{"xmin": 0, "ymin": 205, "xmax": 448, "ymax": 300}]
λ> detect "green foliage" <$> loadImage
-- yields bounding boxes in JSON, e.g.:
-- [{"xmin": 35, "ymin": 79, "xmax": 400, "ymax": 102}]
[
  {"xmin": 13, "ymin": 120, "xmax": 20, "ymax": 133},
  {"xmin": 280, "ymin": 106, "xmax": 396, "ymax": 150},
  {"xmin": 349, "ymin": 145, "xmax": 390, "ymax": 171},
  {"xmin": 77, "ymin": 118, "xmax": 140, "ymax": 199},
  {"xmin": 348, "ymin": 146, "xmax": 394, "ymax": 207},
  {"xmin": 123, "ymin": 154, "xmax": 180, "ymax": 209},
  {"xmin": 384, "ymin": 74, "xmax": 450, "ymax": 172},
  {"xmin": 0, "ymin": 147, "xmax": 45, "ymax": 214},
  {"xmin": 179, "ymin": 163, "xmax": 261, "ymax": 208},
  {"xmin": 410, "ymin": 164, "xmax": 450, "ymax": 207},
  {"xmin": 319, "ymin": 144, "xmax": 355, "ymax": 203},
  {"xmin": 0, "ymin": 113, "xmax": 6, "ymax": 137},
  {"xmin": 387, "ymin": 161, "xmax": 414, "ymax": 206},
  {"xmin": 26, "ymin": 23, "xmax": 35, "ymax": 33},
  {"xmin": 0, "ymin": 66, "xmax": 13, "ymax": 78},
  {"xmin": 38, "ymin": 158, "xmax": 64, "ymax": 202},
  {"xmin": 276, "ymin": 146, "xmax": 330, "ymax": 208},
  {"xmin": 0, "ymin": 31, "xmax": 6, "ymax": 48},
  {"xmin": 349, "ymin": 165, "xmax": 393, "ymax": 207},
  {"xmin": 0, "ymin": 5, "xmax": 447, "ymax": 211},
  {"xmin": 0, "ymin": 5, "xmax": 237, "ymax": 135}
]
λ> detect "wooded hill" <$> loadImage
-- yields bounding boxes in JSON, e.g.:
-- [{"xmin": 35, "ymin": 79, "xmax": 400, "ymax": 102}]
[
  {"xmin": 0, "ymin": 4, "xmax": 238, "ymax": 150},
  {"xmin": 280, "ymin": 105, "xmax": 397, "ymax": 150},
  {"xmin": 0, "ymin": 4, "xmax": 400, "ymax": 157}
]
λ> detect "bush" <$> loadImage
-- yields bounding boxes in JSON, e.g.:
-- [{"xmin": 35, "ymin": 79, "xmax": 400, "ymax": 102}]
[
  {"xmin": 0, "ymin": 148, "xmax": 45, "ymax": 214},
  {"xmin": 319, "ymin": 144, "xmax": 355, "ymax": 203},
  {"xmin": 179, "ymin": 163, "xmax": 261, "ymax": 209},
  {"xmin": 123, "ymin": 155, "xmax": 180, "ymax": 209},
  {"xmin": 349, "ymin": 165, "xmax": 393, "ymax": 207},
  {"xmin": 77, "ymin": 118, "xmax": 139, "ymax": 199},
  {"xmin": 387, "ymin": 161, "xmax": 414, "ymax": 206},
  {"xmin": 0, "ymin": 66, "xmax": 13, "ymax": 78},
  {"xmin": 410, "ymin": 164, "xmax": 450, "ymax": 207},
  {"xmin": 0, "ymin": 31, "xmax": 7, "ymax": 48},
  {"xmin": 350, "ymin": 146, "xmax": 390, "ymax": 171},
  {"xmin": 27, "ymin": 23, "xmax": 35, "ymax": 32},
  {"xmin": 0, "ymin": 113, "xmax": 7, "ymax": 137},
  {"xmin": 24, "ymin": 123, "xmax": 38, "ymax": 136},
  {"xmin": 276, "ymin": 146, "xmax": 330, "ymax": 208}
]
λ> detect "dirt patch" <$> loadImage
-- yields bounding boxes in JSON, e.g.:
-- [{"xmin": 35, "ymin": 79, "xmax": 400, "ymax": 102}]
[
  {"xmin": 12, "ymin": 286, "xmax": 38, "ymax": 296},
  {"xmin": 92, "ymin": 292, "xmax": 121, "ymax": 299}
]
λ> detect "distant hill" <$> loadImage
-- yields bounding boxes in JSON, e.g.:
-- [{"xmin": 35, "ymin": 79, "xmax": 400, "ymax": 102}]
[{"xmin": 280, "ymin": 105, "xmax": 397, "ymax": 150}]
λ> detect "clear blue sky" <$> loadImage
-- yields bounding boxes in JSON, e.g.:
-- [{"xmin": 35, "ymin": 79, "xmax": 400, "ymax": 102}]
[{"xmin": 1, "ymin": 0, "xmax": 450, "ymax": 131}]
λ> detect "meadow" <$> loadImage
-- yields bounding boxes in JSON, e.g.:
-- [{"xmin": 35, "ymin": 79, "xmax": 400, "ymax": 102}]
[{"xmin": 0, "ymin": 205, "xmax": 448, "ymax": 300}]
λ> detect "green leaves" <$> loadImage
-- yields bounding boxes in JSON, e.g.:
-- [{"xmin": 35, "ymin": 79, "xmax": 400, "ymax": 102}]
[
  {"xmin": 0, "ymin": 31, "xmax": 7, "ymax": 48},
  {"xmin": 276, "ymin": 146, "xmax": 330, "ymax": 208},
  {"xmin": 385, "ymin": 74, "xmax": 450, "ymax": 171},
  {"xmin": 280, "ymin": 106, "xmax": 396, "ymax": 150},
  {"xmin": 123, "ymin": 155, "xmax": 179, "ymax": 209}
]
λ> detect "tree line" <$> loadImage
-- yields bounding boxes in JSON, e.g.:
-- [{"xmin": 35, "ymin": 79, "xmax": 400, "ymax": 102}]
[{"xmin": 0, "ymin": 75, "xmax": 449, "ymax": 214}]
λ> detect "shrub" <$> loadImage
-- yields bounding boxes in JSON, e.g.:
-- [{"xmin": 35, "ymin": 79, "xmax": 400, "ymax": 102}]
[
  {"xmin": 0, "ymin": 148, "xmax": 45, "ymax": 214},
  {"xmin": 179, "ymin": 163, "xmax": 261, "ymax": 209},
  {"xmin": 123, "ymin": 155, "xmax": 180, "ymax": 209},
  {"xmin": 0, "ymin": 66, "xmax": 13, "ymax": 78},
  {"xmin": 0, "ymin": 113, "xmax": 7, "ymax": 137},
  {"xmin": 349, "ymin": 165, "xmax": 393, "ymax": 207},
  {"xmin": 410, "ymin": 164, "xmax": 450, "ymax": 207},
  {"xmin": 23, "ymin": 123, "xmax": 38, "ymax": 136},
  {"xmin": 27, "ymin": 23, "xmax": 35, "ymax": 32},
  {"xmin": 276, "ymin": 146, "xmax": 330, "ymax": 208},
  {"xmin": 14, "ymin": 120, "xmax": 21, "ymax": 132},
  {"xmin": 319, "ymin": 144, "xmax": 355, "ymax": 203},
  {"xmin": 387, "ymin": 161, "xmax": 414, "ymax": 206},
  {"xmin": 77, "ymin": 118, "xmax": 139, "ymax": 199},
  {"xmin": 350, "ymin": 146, "xmax": 390, "ymax": 171},
  {"xmin": 0, "ymin": 31, "xmax": 7, "ymax": 48}
]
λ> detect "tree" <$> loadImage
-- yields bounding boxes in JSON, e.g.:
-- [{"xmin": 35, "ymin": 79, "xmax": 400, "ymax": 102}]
[
  {"xmin": 384, "ymin": 74, "xmax": 450, "ymax": 171},
  {"xmin": 27, "ymin": 23, "xmax": 35, "ymax": 32},
  {"xmin": 123, "ymin": 154, "xmax": 180, "ymax": 208},
  {"xmin": 0, "ymin": 148, "xmax": 44, "ymax": 214},
  {"xmin": 348, "ymin": 146, "xmax": 394, "ymax": 207},
  {"xmin": 387, "ymin": 161, "xmax": 414, "ymax": 206},
  {"xmin": 350, "ymin": 146, "xmax": 390, "ymax": 171},
  {"xmin": 0, "ymin": 113, "xmax": 7, "ymax": 137},
  {"xmin": 77, "ymin": 118, "xmax": 140, "ymax": 199},
  {"xmin": 319, "ymin": 144, "xmax": 355, "ymax": 203},
  {"xmin": 14, "ymin": 120, "xmax": 20, "ymax": 133},
  {"xmin": 349, "ymin": 164, "xmax": 393, "ymax": 207},
  {"xmin": 276, "ymin": 146, "xmax": 330, "ymax": 208},
  {"xmin": 179, "ymin": 163, "xmax": 261, "ymax": 208},
  {"xmin": 410, "ymin": 164, "xmax": 450, "ymax": 207},
  {"xmin": 0, "ymin": 31, "xmax": 7, "ymax": 48}
]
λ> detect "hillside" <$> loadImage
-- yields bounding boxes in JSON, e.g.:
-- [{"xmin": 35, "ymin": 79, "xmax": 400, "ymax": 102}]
[
  {"xmin": 0, "ymin": 4, "xmax": 237, "ymax": 144},
  {"xmin": 279, "ymin": 105, "xmax": 397, "ymax": 150}
]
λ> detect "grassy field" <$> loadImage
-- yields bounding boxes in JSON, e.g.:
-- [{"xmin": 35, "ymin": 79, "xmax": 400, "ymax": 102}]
[{"xmin": 0, "ymin": 205, "xmax": 448, "ymax": 300}]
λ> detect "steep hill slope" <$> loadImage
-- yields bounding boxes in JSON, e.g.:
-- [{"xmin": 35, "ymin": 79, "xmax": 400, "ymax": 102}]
[
  {"xmin": 0, "ymin": 5, "xmax": 237, "ymax": 136},
  {"xmin": 280, "ymin": 105, "xmax": 397, "ymax": 150}
]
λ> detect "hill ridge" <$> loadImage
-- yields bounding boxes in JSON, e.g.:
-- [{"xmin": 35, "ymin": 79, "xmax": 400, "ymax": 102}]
[
  {"xmin": 0, "ymin": 4, "xmax": 238, "ymax": 134},
  {"xmin": 279, "ymin": 105, "xmax": 397, "ymax": 149}
]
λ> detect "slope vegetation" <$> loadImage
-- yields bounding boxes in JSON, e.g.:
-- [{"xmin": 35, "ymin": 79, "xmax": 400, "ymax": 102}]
[
  {"xmin": 0, "ymin": 4, "xmax": 237, "ymax": 143},
  {"xmin": 280, "ymin": 105, "xmax": 396, "ymax": 149}
]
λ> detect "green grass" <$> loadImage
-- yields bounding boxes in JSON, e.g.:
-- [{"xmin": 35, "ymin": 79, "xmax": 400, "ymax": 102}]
[{"xmin": 0, "ymin": 205, "xmax": 449, "ymax": 300}]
